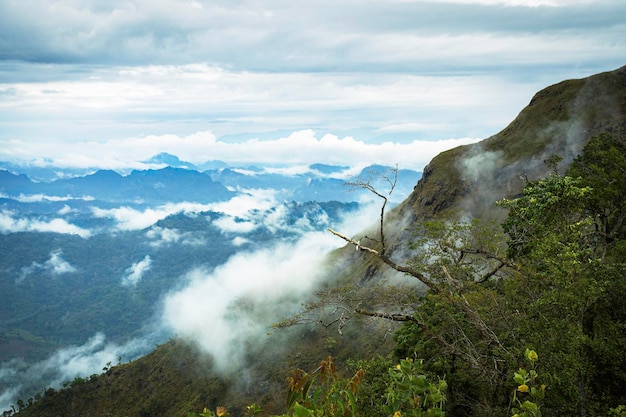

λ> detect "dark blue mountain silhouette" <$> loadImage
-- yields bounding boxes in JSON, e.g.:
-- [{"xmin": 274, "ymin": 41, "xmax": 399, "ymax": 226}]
[
  {"xmin": 0, "ymin": 168, "xmax": 234, "ymax": 204},
  {"xmin": 144, "ymin": 153, "xmax": 199, "ymax": 171}
]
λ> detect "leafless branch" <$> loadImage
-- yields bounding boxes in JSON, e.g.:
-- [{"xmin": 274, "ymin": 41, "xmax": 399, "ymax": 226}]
[
  {"xmin": 327, "ymin": 228, "xmax": 440, "ymax": 293},
  {"xmin": 345, "ymin": 165, "xmax": 398, "ymax": 255}
]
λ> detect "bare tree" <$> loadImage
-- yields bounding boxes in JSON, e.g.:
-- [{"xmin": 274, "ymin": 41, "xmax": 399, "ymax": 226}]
[{"xmin": 322, "ymin": 165, "xmax": 517, "ymax": 381}]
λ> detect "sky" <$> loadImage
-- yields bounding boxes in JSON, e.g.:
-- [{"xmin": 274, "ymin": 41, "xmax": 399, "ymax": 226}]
[{"xmin": 0, "ymin": 0, "xmax": 624, "ymax": 171}]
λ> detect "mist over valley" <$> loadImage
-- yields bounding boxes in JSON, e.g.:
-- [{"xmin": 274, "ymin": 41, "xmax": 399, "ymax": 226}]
[{"xmin": 0, "ymin": 159, "xmax": 420, "ymax": 411}]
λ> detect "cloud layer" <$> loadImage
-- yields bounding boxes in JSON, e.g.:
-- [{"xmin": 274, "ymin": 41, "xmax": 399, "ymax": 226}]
[
  {"xmin": 4, "ymin": 130, "xmax": 481, "ymax": 172},
  {"xmin": 0, "ymin": 333, "xmax": 154, "ymax": 412},
  {"xmin": 1, "ymin": 0, "xmax": 624, "ymax": 170},
  {"xmin": 0, "ymin": 210, "xmax": 91, "ymax": 238},
  {"xmin": 162, "ymin": 200, "xmax": 381, "ymax": 371}
]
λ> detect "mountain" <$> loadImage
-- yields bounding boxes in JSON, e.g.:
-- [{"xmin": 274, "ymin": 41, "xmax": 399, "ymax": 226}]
[
  {"xmin": 143, "ymin": 153, "xmax": 199, "ymax": 171},
  {"xmin": 327, "ymin": 66, "xmax": 626, "ymax": 302},
  {"xmin": 309, "ymin": 163, "xmax": 350, "ymax": 174},
  {"xmin": 205, "ymin": 164, "xmax": 421, "ymax": 203},
  {"xmin": 401, "ymin": 65, "xmax": 626, "ymax": 223},
  {"xmin": 0, "ymin": 167, "xmax": 235, "ymax": 204},
  {"xmin": 9, "ymin": 66, "xmax": 626, "ymax": 417},
  {"xmin": 197, "ymin": 160, "xmax": 230, "ymax": 171},
  {"xmin": 1, "ymin": 163, "xmax": 420, "ymax": 205},
  {"xmin": 0, "ymin": 161, "xmax": 94, "ymax": 183}
]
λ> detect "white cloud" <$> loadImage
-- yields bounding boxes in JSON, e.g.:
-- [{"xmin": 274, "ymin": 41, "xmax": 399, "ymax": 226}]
[
  {"xmin": 0, "ymin": 332, "xmax": 153, "ymax": 411},
  {"xmin": 45, "ymin": 249, "xmax": 77, "ymax": 275},
  {"xmin": 122, "ymin": 255, "xmax": 152, "ymax": 286},
  {"xmin": 10, "ymin": 194, "xmax": 95, "ymax": 203},
  {"xmin": 0, "ymin": 0, "xmax": 622, "ymax": 159},
  {"xmin": 0, "ymin": 386, "xmax": 20, "ymax": 413},
  {"xmin": 90, "ymin": 194, "xmax": 306, "ymax": 232},
  {"xmin": 162, "ymin": 200, "xmax": 380, "ymax": 372},
  {"xmin": 91, "ymin": 202, "xmax": 213, "ymax": 231},
  {"xmin": 231, "ymin": 236, "xmax": 250, "ymax": 246},
  {"xmin": 0, "ymin": 210, "xmax": 91, "ymax": 238},
  {"xmin": 162, "ymin": 232, "xmax": 337, "ymax": 372},
  {"xmin": 91, "ymin": 206, "xmax": 171, "ymax": 231},
  {"xmin": 18, "ymin": 249, "xmax": 76, "ymax": 283},
  {"xmin": 146, "ymin": 226, "xmax": 205, "ymax": 247},
  {"xmin": 212, "ymin": 217, "xmax": 257, "ymax": 234},
  {"xmin": 209, "ymin": 189, "xmax": 278, "ymax": 218},
  {"xmin": 3, "ymin": 129, "xmax": 483, "ymax": 173}
]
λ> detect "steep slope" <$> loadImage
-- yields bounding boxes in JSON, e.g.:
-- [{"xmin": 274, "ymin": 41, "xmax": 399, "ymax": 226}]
[
  {"xmin": 12, "ymin": 65, "xmax": 626, "ymax": 417},
  {"xmin": 401, "ymin": 65, "xmax": 626, "ymax": 224},
  {"xmin": 328, "ymin": 65, "xmax": 626, "ymax": 290}
]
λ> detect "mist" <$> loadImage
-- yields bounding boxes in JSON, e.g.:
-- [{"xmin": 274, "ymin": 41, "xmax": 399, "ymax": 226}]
[
  {"xmin": 0, "ymin": 189, "xmax": 382, "ymax": 412},
  {"xmin": 0, "ymin": 209, "xmax": 91, "ymax": 238},
  {"xmin": 121, "ymin": 255, "xmax": 152, "ymax": 286},
  {"xmin": 161, "ymin": 200, "xmax": 381, "ymax": 373},
  {"xmin": 0, "ymin": 333, "xmax": 156, "ymax": 412}
]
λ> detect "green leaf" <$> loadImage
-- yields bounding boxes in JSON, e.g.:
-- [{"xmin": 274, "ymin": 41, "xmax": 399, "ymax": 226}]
[{"xmin": 293, "ymin": 403, "xmax": 313, "ymax": 417}]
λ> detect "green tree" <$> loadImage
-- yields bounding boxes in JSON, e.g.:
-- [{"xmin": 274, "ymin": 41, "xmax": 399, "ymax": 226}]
[
  {"xmin": 568, "ymin": 133, "xmax": 626, "ymax": 260},
  {"xmin": 293, "ymin": 135, "xmax": 626, "ymax": 415},
  {"xmin": 497, "ymin": 134, "xmax": 626, "ymax": 415}
]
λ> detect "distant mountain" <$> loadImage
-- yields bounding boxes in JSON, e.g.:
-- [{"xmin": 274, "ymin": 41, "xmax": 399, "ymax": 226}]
[
  {"xmin": 197, "ymin": 159, "xmax": 230, "ymax": 170},
  {"xmin": 143, "ymin": 153, "xmax": 199, "ymax": 170},
  {"xmin": 206, "ymin": 164, "xmax": 421, "ymax": 203},
  {"xmin": 1, "ymin": 162, "xmax": 421, "ymax": 204},
  {"xmin": 0, "ymin": 169, "xmax": 32, "ymax": 190},
  {"xmin": 0, "ymin": 167, "xmax": 235, "ymax": 204},
  {"xmin": 309, "ymin": 163, "xmax": 350, "ymax": 174},
  {"xmin": 0, "ymin": 161, "xmax": 95, "ymax": 183}
]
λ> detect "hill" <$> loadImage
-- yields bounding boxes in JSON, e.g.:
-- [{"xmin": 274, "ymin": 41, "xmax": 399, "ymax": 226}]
[{"xmin": 11, "ymin": 65, "xmax": 626, "ymax": 417}]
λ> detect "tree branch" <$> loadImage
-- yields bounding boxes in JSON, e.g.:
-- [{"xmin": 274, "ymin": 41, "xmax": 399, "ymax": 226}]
[
  {"xmin": 355, "ymin": 308, "xmax": 419, "ymax": 323},
  {"xmin": 328, "ymin": 228, "xmax": 440, "ymax": 293}
]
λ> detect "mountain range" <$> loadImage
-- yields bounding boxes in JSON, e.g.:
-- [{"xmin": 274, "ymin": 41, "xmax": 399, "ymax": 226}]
[{"xmin": 0, "ymin": 163, "xmax": 421, "ymax": 205}]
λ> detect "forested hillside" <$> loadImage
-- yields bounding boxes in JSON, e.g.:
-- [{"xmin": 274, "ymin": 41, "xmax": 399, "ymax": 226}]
[{"xmin": 11, "ymin": 67, "xmax": 626, "ymax": 417}]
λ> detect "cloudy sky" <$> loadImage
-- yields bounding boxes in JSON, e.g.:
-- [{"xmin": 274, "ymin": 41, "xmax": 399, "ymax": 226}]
[{"xmin": 0, "ymin": 0, "xmax": 624, "ymax": 170}]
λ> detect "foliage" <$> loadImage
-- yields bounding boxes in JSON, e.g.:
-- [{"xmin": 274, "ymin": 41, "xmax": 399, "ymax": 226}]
[
  {"xmin": 384, "ymin": 358, "xmax": 447, "ymax": 417},
  {"xmin": 327, "ymin": 133, "xmax": 626, "ymax": 416},
  {"xmin": 280, "ymin": 356, "xmax": 365, "ymax": 417},
  {"xmin": 510, "ymin": 349, "xmax": 545, "ymax": 417},
  {"xmin": 496, "ymin": 134, "xmax": 626, "ymax": 415},
  {"xmin": 274, "ymin": 355, "xmax": 446, "ymax": 417},
  {"xmin": 347, "ymin": 355, "xmax": 395, "ymax": 417},
  {"xmin": 188, "ymin": 405, "xmax": 231, "ymax": 417}
]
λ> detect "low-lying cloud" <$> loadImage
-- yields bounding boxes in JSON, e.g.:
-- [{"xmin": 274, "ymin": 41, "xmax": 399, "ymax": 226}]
[
  {"xmin": 161, "ymin": 232, "xmax": 338, "ymax": 372},
  {"xmin": 92, "ymin": 190, "xmax": 282, "ymax": 233},
  {"xmin": 17, "ymin": 249, "xmax": 77, "ymax": 283},
  {"xmin": 162, "ymin": 200, "xmax": 380, "ymax": 372},
  {"xmin": 0, "ymin": 210, "xmax": 91, "ymax": 238},
  {"xmin": 121, "ymin": 255, "xmax": 152, "ymax": 287},
  {"xmin": 7, "ymin": 194, "xmax": 95, "ymax": 203},
  {"xmin": 0, "ymin": 199, "xmax": 381, "ymax": 411},
  {"xmin": 145, "ymin": 226, "xmax": 205, "ymax": 247},
  {"xmin": 91, "ymin": 202, "xmax": 214, "ymax": 231},
  {"xmin": 0, "ymin": 333, "xmax": 153, "ymax": 412}
]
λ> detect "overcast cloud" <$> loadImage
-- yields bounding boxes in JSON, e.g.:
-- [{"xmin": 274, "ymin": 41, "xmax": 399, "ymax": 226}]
[{"xmin": 0, "ymin": 0, "xmax": 623, "ymax": 171}]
